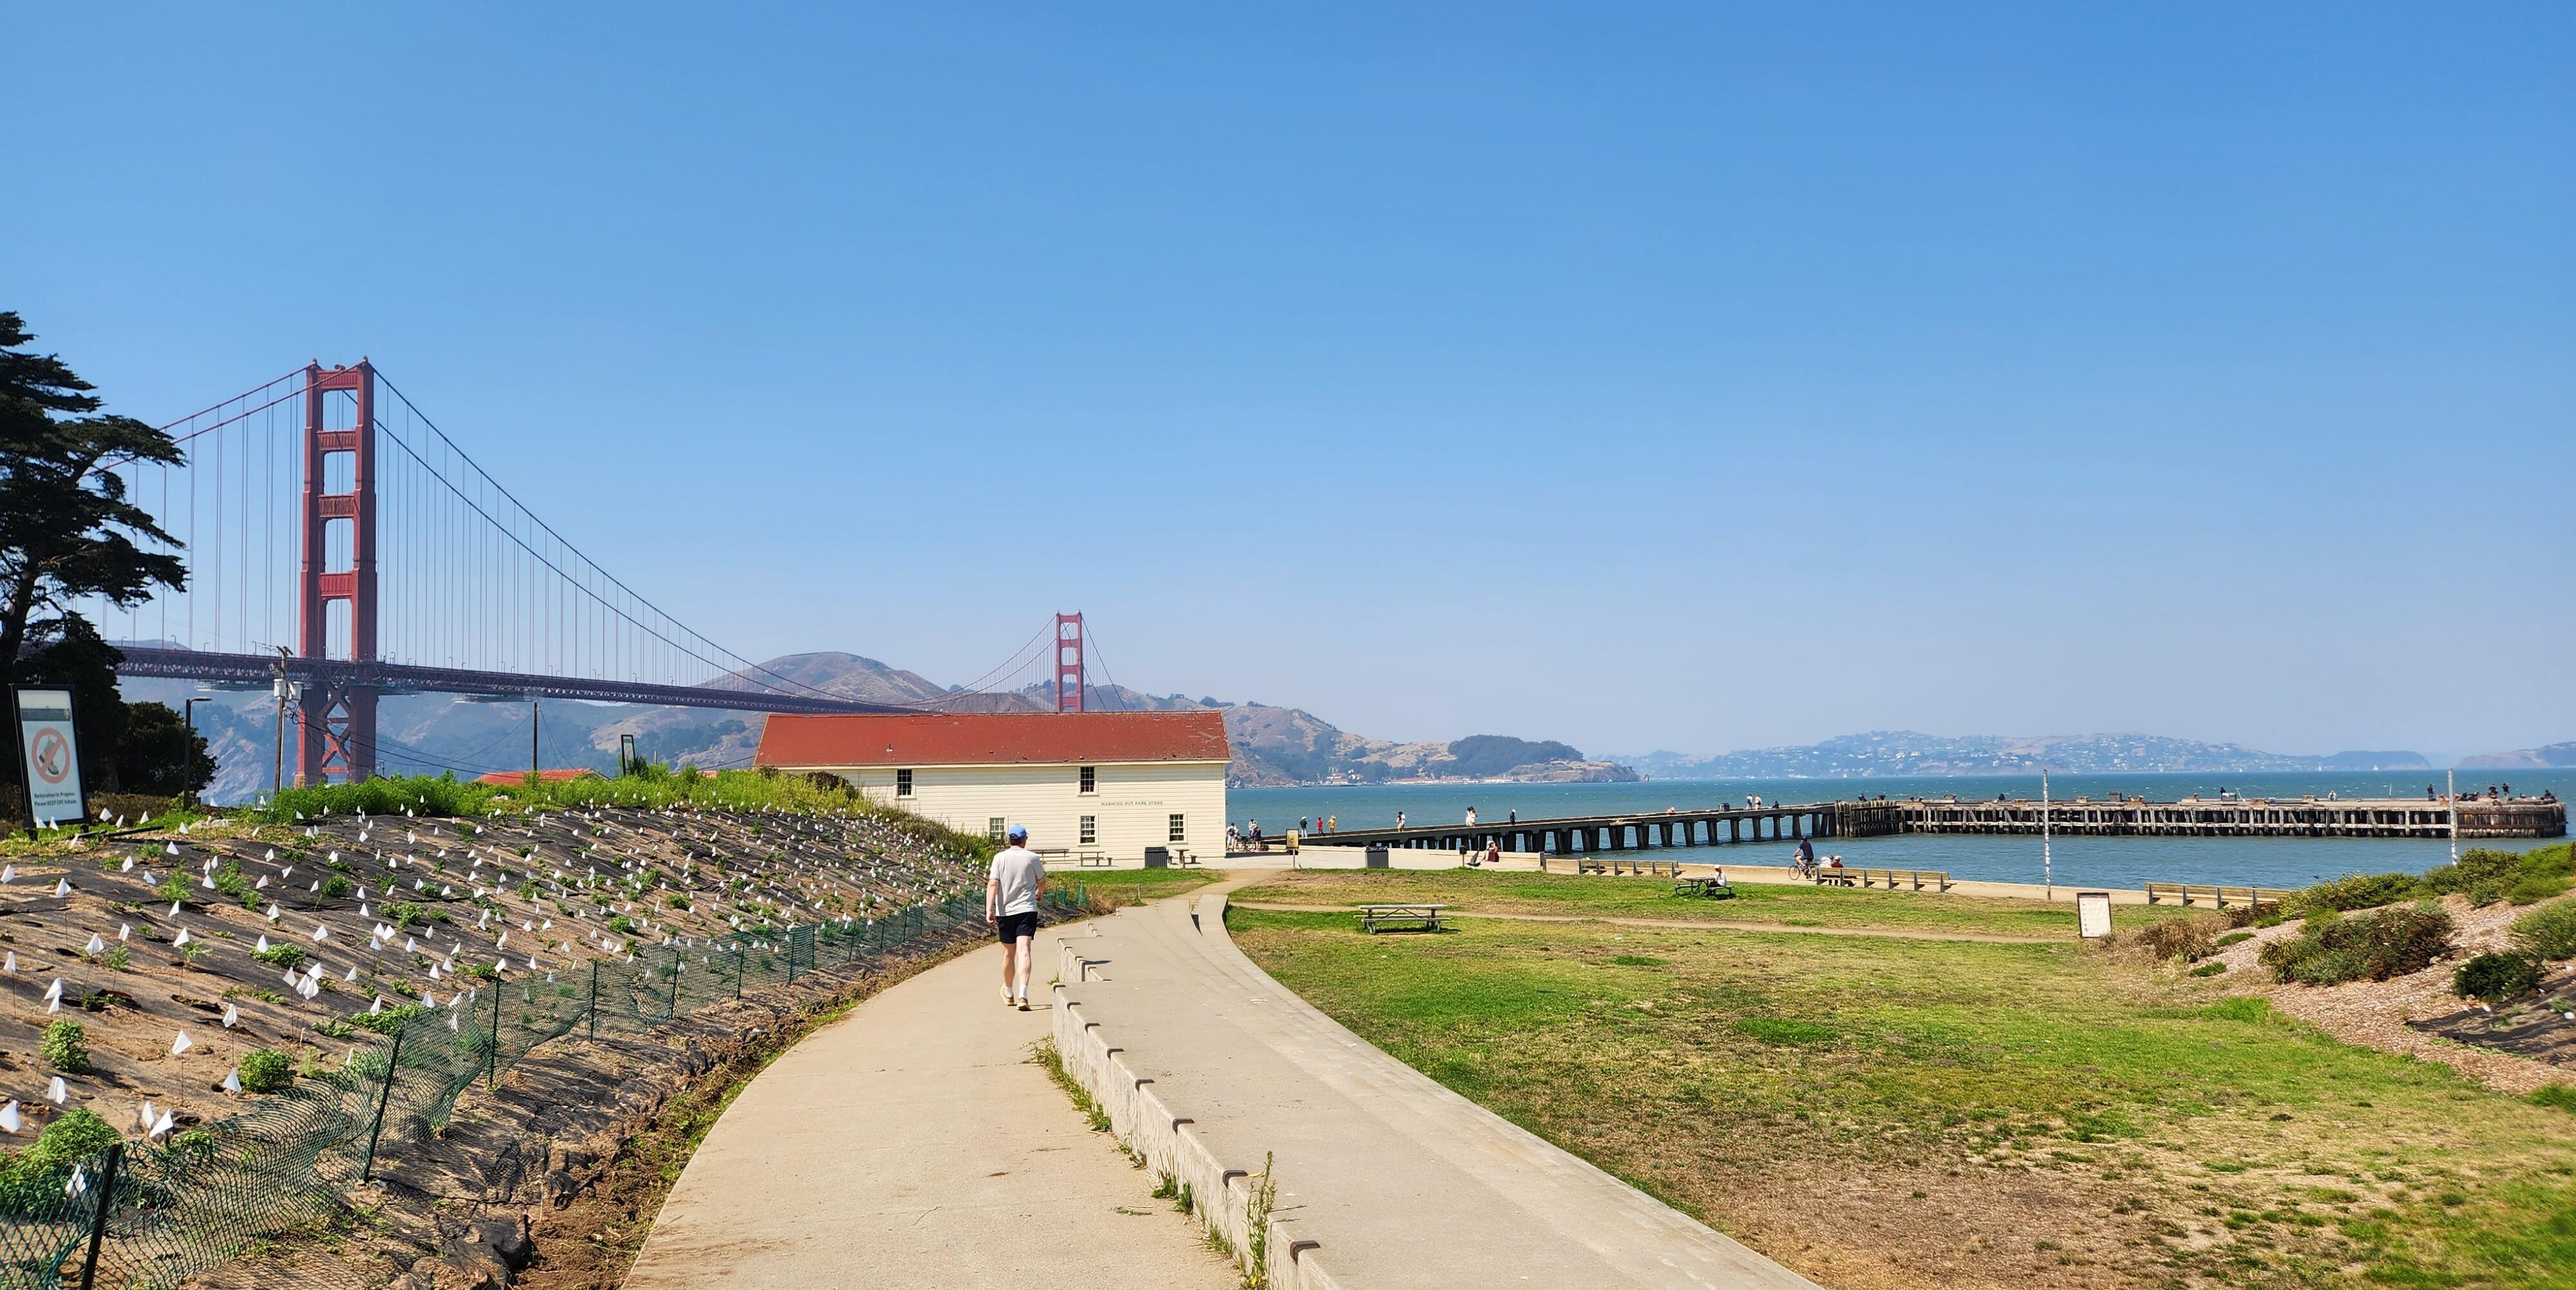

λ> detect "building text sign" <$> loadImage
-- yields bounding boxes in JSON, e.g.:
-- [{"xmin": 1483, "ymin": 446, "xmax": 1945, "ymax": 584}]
[{"xmin": 13, "ymin": 688, "xmax": 85, "ymax": 826}]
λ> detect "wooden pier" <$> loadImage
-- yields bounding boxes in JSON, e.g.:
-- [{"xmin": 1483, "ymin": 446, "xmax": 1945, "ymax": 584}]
[{"xmin": 1302, "ymin": 795, "xmax": 2562, "ymax": 856}]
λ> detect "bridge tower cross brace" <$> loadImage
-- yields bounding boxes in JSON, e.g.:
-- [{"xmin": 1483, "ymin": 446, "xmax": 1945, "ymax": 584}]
[
  {"xmin": 296, "ymin": 361, "xmax": 381, "ymax": 785},
  {"xmin": 1053, "ymin": 613, "xmax": 1084, "ymax": 713}
]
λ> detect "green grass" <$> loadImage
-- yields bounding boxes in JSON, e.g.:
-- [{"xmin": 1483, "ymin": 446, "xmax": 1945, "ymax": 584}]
[
  {"xmin": 1047, "ymin": 867, "xmax": 1224, "ymax": 911},
  {"xmin": 1227, "ymin": 867, "xmax": 2206, "ymax": 938},
  {"xmin": 1228, "ymin": 907, "xmax": 2576, "ymax": 1289}
]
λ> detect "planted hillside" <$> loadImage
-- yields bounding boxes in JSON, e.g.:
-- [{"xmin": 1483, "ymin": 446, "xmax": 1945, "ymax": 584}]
[{"xmin": 0, "ymin": 769, "xmax": 1024, "ymax": 1285}]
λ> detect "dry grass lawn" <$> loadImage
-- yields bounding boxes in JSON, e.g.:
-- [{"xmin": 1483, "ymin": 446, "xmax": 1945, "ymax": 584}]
[{"xmin": 1229, "ymin": 893, "xmax": 2576, "ymax": 1290}]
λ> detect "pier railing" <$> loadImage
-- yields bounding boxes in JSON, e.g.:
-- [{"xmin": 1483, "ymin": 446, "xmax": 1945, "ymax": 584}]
[{"xmin": 1298, "ymin": 795, "xmax": 2562, "ymax": 857}]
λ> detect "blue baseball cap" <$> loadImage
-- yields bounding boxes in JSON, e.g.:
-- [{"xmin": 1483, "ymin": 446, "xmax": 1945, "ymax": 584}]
[{"xmin": 1007, "ymin": 825, "xmax": 1028, "ymax": 842}]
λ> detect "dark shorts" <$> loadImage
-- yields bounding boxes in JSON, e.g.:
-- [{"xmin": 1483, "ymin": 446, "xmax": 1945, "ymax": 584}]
[{"xmin": 995, "ymin": 911, "xmax": 1038, "ymax": 944}]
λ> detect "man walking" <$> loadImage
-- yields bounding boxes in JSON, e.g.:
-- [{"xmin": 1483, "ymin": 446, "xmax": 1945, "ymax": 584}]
[{"xmin": 987, "ymin": 825, "xmax": 1045, "ymax": 1010}]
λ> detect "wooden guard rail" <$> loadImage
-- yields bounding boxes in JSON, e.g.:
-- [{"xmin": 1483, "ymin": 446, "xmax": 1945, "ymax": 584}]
[{"xmin": 2143, "ymin": 882, "xmax": 2292, "ymax": 909}]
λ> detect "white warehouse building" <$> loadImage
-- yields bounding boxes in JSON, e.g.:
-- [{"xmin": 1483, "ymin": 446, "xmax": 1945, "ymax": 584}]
[{"xmin": 754, "ymin": 710, "xmax": 1231, "ymax": 861}]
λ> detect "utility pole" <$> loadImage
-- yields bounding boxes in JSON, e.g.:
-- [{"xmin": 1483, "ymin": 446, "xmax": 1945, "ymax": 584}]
[
  {"xmin": 182, "ymin": 696, "xmax": 207, "ymax": 808},
  {"xmin": 2448, "ymin": 768, "xmax": 2458, "ymax": 863},
  {"xmin": 529, "ymin": 699, "xmax": 540, "ymax": 781},
  {"xmin": 271, "ymin": 648, "xmax": 292, "ymax": 798},
  {"xmin": 2041, "ymin": 767, "xmax": 2054, "ymax": 901}
]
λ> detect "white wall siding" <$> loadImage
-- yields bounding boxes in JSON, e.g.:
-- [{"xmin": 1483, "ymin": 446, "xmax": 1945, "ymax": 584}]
[{"xmin": 826, "ymin": 761, "xmax": 1227, "ymax": 860}]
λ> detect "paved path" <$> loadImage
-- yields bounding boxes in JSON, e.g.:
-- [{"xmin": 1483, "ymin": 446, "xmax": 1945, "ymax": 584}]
[
  {"xmin": 1227, "ymin": 900, "xmax": 2061, "ymax": 944},
  {"xmin": 1058, "ymin": 883, "xmax": 1824, "ymax": 1289},
  {"xmin": 624, "ymin": 927, "xmax": 1232, "ymax": 1290}
]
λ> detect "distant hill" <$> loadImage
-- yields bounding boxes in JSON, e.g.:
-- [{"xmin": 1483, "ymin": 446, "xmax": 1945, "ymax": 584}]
[
  {"xmin": 1610, "ymin": 732, "xmax": 2433, "ymax": 779},
  {"xmin": 2459, "ymin": 742, "xmax": 2576, "ymax": 770},
  {"xmin": 121, "ymin": 650, "xmax": 1620, "ymax": 798}
]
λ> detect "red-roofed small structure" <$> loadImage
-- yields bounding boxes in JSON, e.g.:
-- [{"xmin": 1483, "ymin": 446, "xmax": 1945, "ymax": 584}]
[{"xmin": 756, "ymin": 711, "xmax": 1229, "ymax": 861}]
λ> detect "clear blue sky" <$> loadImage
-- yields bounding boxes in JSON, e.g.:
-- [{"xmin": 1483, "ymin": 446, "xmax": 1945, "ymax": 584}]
[{"xmin": 8, "ymin": 4, "xmax": 2570, "ymax": 759}]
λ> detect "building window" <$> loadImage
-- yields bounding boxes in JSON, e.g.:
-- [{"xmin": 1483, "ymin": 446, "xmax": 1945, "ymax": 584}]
[
  {"xmin": 1168, "ymin": 813, "xmax": 1186, "ymax": 843},
  {"xmin": 989, "ymin": 817, "xmax": 1008, "ymax": 842},
  {"xmin": 895, "ymin": 768, "xmax": 913, "ymax": 797},
  {"xmin": 1079, "ymin": 765, "xmax": 1097, "ymax": 794},
  {"xmin": 1079, "ymin": 815, "xmax": 1097, "ymax": 845}
]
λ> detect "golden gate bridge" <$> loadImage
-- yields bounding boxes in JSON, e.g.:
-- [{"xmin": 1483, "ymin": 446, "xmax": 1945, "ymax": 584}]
[{"xmin": 89, "ymin": 361, "xmax": 1098, "ymax": 785}]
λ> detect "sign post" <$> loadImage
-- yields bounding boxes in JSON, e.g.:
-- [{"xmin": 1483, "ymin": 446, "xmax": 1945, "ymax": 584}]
[{"xmin": 12, "ymin": 687, "xmax": 86, "ymax": 829}]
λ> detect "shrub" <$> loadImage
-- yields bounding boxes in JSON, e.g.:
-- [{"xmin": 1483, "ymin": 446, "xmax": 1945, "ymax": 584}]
[
  {"xmin": 252, "ymin": 943, "xmax": 310, "ymax": 971},
  {"xmin": 388, "ymin": 902, "xmax": 444, "ymax": 929},
  {"xmin": 2259, "ymin": 903, "xmax": 2456, "ymax": 986},
  {"xmin": 2293, "ymin": 872, "xmax": 2421, "ymax": 915},
  {"xmin": 319, "ymin": 875, "xmax": 355, "ymax": 899},
  {"xmin": 343, "ymin": 1004, "xmax": 426, "ymax": 1036},
  {"xmin": 41, "ymin": 1020, "xmax": 89, "ymax": 1072},
  {"xmin": 665, "ymin": 893, "xmax": 690, "ymax": 910},
  {"xmin": 238, "ymin": 1047, "xmax": 296, "ymax": 1093},
  {"xmin": 0, "ymin": 1108, "xmax": 121, "ymax": 1190},
  {"xmin": 102, "ymin": 944, "xmax": 131, "ymax": 971},
  {"xmin": 2422, "ymin": 848, "xmax": 2528, "ymax": 896},
  {"xmin": 2512, "ymin": 899, "xmax": 2576, "ymax": 961},
  {"xmin": 2454, "ymin": 953, "xmax": 2542, "ymax": 1003},
  {"xmin": 2134, "ymin": 918, "xmax": 2221, "ymax": 962},
  {"xmin": 154, "ymin": 872, "xmax": 193, "ymax": 904},
  {"xmin": 606, "ymin": 915, "xmax": 639, "ymax": 936},
  {"xmin": 2506, "ymin": 873, "xmax": 2574, "ymax": 907}
]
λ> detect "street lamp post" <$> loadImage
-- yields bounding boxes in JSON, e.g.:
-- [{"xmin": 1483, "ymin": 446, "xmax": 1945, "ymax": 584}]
[{"xmin": 182, "ymin": 696, "xmax": 208, "ymax": 807}]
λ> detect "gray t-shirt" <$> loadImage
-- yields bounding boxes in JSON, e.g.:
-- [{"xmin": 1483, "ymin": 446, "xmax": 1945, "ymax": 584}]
[{"xmin": 989, "ymin": 846, "xmax": 1045, "ymax": 917}]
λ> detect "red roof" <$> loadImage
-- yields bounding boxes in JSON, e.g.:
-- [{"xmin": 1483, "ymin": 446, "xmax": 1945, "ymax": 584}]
[
  {"xmin": 756, "ymin": 710, "xmax": 1230, "ymax": 768},
  {"xmin": 471, "ymin": 768, "xmax": 603, "ymax": 786}
]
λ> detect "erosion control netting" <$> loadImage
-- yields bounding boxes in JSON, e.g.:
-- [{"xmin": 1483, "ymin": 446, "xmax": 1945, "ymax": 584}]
[{"xmin": 0, "ymin": 887, "xmax": 1074, "ymax": 1289}]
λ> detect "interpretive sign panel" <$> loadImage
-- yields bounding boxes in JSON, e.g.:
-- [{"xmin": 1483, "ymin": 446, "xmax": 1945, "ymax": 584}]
[
  {"xmin": 2076, "ymin": 890, "xmax": 2112, "ymax": 940},
  {"xmin": 12, "ymin": 687, "xmax": 86, "ymax": 826}
]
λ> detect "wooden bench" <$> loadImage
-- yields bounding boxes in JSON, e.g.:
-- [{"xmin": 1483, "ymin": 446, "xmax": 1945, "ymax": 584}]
[
  {"xmin": 1810, "ymin": 867, "xmax": 1951, "ymax": 892},
  {"xmin": 1358, "ymin": 903, "xmax": 1446, "ymax": 934},
  {"xmin": 1548, "ymin": 856, "xmax": 1683, "ymax": 878},
  {"xmin": 1672, "ymin": 876, "xmax": 1738, "ymax": 900},
  {"xmin": 2144, "ymin": 882, "xmax": 2290, "ymax": 909}
]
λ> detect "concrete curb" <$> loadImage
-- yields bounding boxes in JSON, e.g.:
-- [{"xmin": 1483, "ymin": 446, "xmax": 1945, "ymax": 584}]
[{"xmin": 1056, "ymin": 938, "xmax": 1345, "ymax": 1290}]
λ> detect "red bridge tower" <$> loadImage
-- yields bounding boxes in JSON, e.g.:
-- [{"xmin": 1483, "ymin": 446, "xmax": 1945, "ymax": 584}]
[
  {"xmin": 1053, "ymin": 613, "xmax": 1084, "ymax": 713},
  {"xmin": 296, "ymin": 361, "xmax": 380, "ymax": 784}
]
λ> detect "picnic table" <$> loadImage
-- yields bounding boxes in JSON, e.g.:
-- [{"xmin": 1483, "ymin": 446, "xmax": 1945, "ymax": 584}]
[
  {"xmin": 1357, "ymin": 903, "xmax": 1446, "ymax": 934},
  {"xmin": 1671, "ymin": 876, "xmax": 1738, "ymax": 900}
]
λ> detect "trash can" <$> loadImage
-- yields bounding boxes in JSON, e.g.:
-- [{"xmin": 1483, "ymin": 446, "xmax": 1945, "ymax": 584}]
[
  {"xmin": 1144, "ymin": 846, "xmax": 1170, "ymax": 869},
  {"xmin": 1365, "ymin": 844, "xmax": 1390, "ymax": 869}
]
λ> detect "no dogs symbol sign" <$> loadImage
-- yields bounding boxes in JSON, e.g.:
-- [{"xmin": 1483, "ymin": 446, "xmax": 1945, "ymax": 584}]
[{"xmin": 13, "ymin": 688, "xmax": 85, "ymax": 826}]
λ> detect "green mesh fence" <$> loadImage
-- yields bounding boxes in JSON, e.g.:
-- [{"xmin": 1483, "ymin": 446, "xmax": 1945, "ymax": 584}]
[{"xmin": 0, "ymin": 887, "xmax": 1082, "ymax": 1289}]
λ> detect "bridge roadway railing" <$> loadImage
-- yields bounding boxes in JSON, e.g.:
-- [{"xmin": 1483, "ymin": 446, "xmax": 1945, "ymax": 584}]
[{"xmin": 109, "ymin": 646, "xmax": 907, "ymax": 716}]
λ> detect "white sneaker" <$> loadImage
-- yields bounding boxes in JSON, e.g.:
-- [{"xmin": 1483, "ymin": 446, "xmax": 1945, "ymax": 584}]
[{"xmin": 1001, "ymin": 985, "xmax": 1014, "ymax": 1005}]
